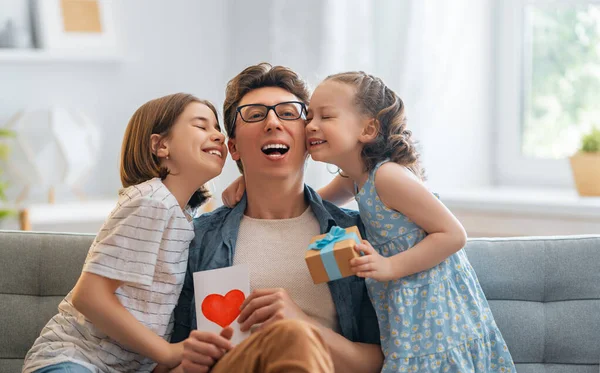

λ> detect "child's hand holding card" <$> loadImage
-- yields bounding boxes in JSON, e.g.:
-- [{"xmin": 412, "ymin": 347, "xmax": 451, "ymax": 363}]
[{"xmin": 193, "ymin": 265, "xmax": 251, "ymax": 345}]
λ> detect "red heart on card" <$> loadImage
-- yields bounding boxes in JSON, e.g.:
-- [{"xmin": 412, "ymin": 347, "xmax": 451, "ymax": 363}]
[{"xmin": 201, "ymin": 289, "xmax": 245, "ymax": 328}]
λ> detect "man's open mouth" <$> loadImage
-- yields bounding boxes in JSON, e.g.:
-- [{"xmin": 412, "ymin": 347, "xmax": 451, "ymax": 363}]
[{"xmin": 261, "ymin": 143, "xmax": 290, "ymax": 156}]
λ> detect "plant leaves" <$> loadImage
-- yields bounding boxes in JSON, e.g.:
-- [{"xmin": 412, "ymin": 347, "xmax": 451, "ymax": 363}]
[
  {"xmin": 0, "ymin": 145, "xmax": 9, "ymax": 160},
  {"xmin": 0, "ymin": 129, "xmax": 15, "ymax": 137},
  {"xmin": 581, "ymin": 127, "xmax": 600, "ymax": 153},
  {"xmin": 0, "ymin": 209, "xmax": 16, "ymax": 219}
]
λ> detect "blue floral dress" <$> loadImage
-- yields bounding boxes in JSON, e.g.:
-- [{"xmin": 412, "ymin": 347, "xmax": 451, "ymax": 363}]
[{"xmin": 355, "ymin": 161, "xmax": 515, "ymax": 372}]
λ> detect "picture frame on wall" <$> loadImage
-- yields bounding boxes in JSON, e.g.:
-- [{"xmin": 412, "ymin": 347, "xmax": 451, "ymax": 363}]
[
  {"xmin": 0, "ymin": 0, "xmax": 34, "ymax": 48},
  {"xmin": 33, "ymin": 0, "xmax": 117, "ymax": 53}
]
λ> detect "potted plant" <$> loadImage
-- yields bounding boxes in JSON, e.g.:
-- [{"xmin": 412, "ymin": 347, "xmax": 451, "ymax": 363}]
[
  {"xmin": 0, "ymin": 128, "xmax": 16, "ymax": 220},
  {"xmin": 569, "ymin": 127, "xmax": 600, "ymax": 196}
]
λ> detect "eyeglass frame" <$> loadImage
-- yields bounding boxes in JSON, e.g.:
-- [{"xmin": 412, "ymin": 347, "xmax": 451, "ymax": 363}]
[{"xmin": 234, "ymin": 101, "xmax": 308, "ymax": 124}]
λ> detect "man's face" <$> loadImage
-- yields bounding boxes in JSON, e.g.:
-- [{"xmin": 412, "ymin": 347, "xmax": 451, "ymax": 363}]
[{"xmin": 228, "ymin": 87, "xmax": 308, "ymax": 181}]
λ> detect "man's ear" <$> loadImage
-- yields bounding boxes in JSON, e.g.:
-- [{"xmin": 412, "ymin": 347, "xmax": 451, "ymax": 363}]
[
  {"xmin": 150, "ymin": 134, "xmax": 169, "ymax": 158},
  {"xmin": 228, "ymin": 138, "xmax": 240, "ymax": 161},
  {"xmin": 359, "ymin": 118, "xmax": 379, "ymax": 143}
]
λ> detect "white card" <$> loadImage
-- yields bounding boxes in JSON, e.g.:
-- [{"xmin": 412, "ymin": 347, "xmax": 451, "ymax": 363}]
[{"xmin": 193, "ymin": 265, "xmax": 250, "ymax": 345}]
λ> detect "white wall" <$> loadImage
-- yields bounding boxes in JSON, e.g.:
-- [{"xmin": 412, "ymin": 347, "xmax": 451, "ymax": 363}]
[
  {"xmin": 1, "ymin": 0, "xmax": 229, "ymax": 201},
  {"xmin": 1, "ymin": 0, "xmax": 495, "ymax": 208}
]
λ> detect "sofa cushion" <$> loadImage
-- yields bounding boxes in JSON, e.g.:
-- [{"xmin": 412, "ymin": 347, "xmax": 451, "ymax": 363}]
[
  {"xmin": 0, "ymin": 231, "xmax": 94, "ymax": 363},
  {"xmin": 465, "ymin": 235, "xmax": 600, "ymax": 372},
  {"xmin": 1, "ymin": 231, "xmax": 599, "ymax": 373}
]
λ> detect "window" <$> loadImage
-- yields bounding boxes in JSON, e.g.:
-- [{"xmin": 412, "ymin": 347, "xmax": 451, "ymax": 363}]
[{"xmin": 496, "ymin": 0, "xmax": 600, "ymax": 187}]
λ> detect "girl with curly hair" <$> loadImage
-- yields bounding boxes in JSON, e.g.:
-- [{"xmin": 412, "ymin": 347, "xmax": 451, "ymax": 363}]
[{"xmin": 305, "ymin": 71, "xmax": 516, "ymax": 372}]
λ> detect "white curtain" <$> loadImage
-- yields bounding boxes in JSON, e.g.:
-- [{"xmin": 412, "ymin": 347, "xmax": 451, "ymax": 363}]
[
  {"xmin": 373, "ymin": 0, "xmax": 494, "ymax": 190},
  {"xmin": 266, "ymin": 0, "xmax": 376, "ymax": 190},
  {"xmin": 218, "ymin": 0, "xmax": 493, "ymax": 198}
]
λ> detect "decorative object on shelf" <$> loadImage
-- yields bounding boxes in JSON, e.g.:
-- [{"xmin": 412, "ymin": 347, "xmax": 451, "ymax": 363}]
[
  {"xmin": 0, "ymin": 128, "xmax": 16, "ymax": 221},
  {"xmin": 32, "ymin": 0, "xmax": 116, "ymax": 52},
  {"xmin": 0, "ymin": 0, "xmax": 34, "ymax": 49},
  {"xmin": 570, "ymin": 127, "xmax": 600, "ymax": 197},
  {"xmin": 3, "ymin": 108, "xmax": 101, "ymax": 204}
]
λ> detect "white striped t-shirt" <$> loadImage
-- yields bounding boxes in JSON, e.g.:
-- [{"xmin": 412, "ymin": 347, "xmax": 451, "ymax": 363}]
[{"xmin": 23, "ymin": 178, "xmax": 195, "ymax": 373}]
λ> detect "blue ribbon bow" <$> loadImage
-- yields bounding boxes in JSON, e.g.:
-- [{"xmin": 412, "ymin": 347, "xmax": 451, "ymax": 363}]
[{"xmin": 308, "ymin": 226, "xmax": 360, "ymax": 281}]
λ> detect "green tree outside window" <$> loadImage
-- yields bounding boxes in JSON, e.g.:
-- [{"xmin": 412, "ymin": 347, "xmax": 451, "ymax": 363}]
[{"xmin": 523, "ymin": 4, "xmax": 600, "ymax": 159}]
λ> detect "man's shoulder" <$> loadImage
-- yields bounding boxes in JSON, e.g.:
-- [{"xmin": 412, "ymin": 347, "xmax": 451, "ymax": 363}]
[
  {"xmin": 187, "ymin": 206, "xmax": 233, "ymax": 266},
  {"xmin": 321, "ymin": 199, "xmax": 360, "ymax": 221},
  {"xmin": 316, "ymin": 198, "xmax": 367, "ymax": 238},
  {"xmin": 194, "ymin": 204, "xmax": 231, "ymax": 223},
  {"xmin": 193, "ymin": 205, "xmax": 232, "ymax": 234},
  {"xmin": 190, "ymin": 205, "xmax": 234, "ymax": 250}
]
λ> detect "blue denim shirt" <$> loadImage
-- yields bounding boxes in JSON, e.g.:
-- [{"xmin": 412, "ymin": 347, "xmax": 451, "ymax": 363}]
[{"xmin": 171, "ymin": 185, "xmax": 380, "ymax": 345}]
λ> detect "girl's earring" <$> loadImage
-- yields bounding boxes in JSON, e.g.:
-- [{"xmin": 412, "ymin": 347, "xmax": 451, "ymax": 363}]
[
  {"xmin": 326, "ymin": 163, "xmax": 338, "ymax": 175},
  {"xmin": 326, "ymin": 164, "xmax": 349, "ymax": 178},
  {"xmin": 166, "ymin": 155, "xmax": 170, "ymax": 160}
]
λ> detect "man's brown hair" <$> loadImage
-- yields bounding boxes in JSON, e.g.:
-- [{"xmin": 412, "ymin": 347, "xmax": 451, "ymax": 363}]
[{"xmin": 223, "ymin": 63, "xmax": 310, "ymax": 173}]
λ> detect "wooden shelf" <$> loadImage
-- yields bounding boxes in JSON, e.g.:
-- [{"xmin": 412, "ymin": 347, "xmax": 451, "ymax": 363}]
[{"xmin": 0, "ymin": 49, "xmax": 120, "ymax": 63}]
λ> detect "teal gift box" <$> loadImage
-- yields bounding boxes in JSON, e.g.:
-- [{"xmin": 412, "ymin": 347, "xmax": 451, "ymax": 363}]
[{"xmin": 305, "ymin": 226, "xmax": 362, "ymax": 284}]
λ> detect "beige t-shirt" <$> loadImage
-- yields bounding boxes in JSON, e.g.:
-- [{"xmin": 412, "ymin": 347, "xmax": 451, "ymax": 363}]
[{"xmin": 233, "ymin": 206, "xmax": 339, "ymax": 331}]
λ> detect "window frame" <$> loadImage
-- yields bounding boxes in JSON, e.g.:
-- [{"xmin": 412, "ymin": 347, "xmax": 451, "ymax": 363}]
[{"xmin": 495, "ymin": 0, "xmax": 600, "ymax": 188}]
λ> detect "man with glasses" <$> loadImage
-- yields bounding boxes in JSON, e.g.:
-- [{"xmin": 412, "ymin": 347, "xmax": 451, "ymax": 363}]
[
  {"xmin": 161, "ymin": 63, "xmax": 383, "ymax": 373},
  {"xmin": 237, "ymin": 101, "xmax": 307, "ymax": 123}
]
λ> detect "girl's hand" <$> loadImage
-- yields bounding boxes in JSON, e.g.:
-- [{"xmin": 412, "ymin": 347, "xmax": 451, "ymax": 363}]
[
  {"xmin": 221, "ymin": 176, "xmax": 245, "ymax": 208},
  {"xmin": 350, "ymin": 240, "xmax": 395, "ymax": 282},
  {"xmin": 181, "ymin": 328, "xmax": 234, "ymax": 373},
  {"xmin": 165, "ymin": 341, "xmax": 185, "ymax": 369}
]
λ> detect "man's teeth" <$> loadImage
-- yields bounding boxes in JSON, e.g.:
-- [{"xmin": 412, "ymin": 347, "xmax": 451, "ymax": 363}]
[
  {"xmin": 261, "ymin": 144, "xmax": 289, "ymax": 151},
  {"xmin": 310, "ymin": 140, "xmax": 326, "ymax": 145},
  {"xmin": 207, "ymin": 150, "xmax": 222, "ymax": 158}
]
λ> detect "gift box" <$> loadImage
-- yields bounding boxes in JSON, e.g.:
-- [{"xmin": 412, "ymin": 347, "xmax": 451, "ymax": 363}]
[{"xmin": 305, "ymin": 225, "xmax": 362, "ymax": 284}]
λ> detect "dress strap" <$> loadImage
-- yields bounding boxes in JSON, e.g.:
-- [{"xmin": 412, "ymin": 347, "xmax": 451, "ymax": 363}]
[
  {"xmin": 370, "ymin": 159, "xmax": 391, "ymax": 182},
  {"xmin": 355, "ymin": 159, "xmax": 391, "ymax": 196}
]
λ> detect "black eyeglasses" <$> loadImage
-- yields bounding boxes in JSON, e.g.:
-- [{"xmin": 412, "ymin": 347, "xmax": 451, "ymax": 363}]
[{"xmin": 235, "ymin": 101, "xmax": 307, "ymax": 123}]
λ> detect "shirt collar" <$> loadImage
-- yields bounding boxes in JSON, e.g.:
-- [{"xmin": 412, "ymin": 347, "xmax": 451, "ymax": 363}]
[
  {"xmin": 303, "ymin": 184, "xmax": 337, "ymax": 234},
  {"xmin": 220, "ymin": 184, "xmax": 336, "ymax": 246}
]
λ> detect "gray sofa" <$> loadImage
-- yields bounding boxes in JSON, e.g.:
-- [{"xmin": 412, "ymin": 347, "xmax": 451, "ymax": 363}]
[{"xmin": 1, "ymin": 231, "xmax": 599, "ymax": 373}]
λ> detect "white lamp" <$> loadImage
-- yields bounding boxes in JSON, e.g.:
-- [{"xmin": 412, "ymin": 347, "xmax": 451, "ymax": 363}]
[{"xmin": 3, "ymin": 108, "xmax": 101, "ymax": 203}]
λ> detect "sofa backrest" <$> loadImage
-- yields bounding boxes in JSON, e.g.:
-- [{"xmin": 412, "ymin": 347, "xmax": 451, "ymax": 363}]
[
  {"xmin": 1, "ymin": 231, "xmax": 599, "ymax": 372},
  {"xmin": 464, "ymin": 235, "xmax": 600, "ymax": 373},
  {"xmin": 0, "ymin": 231, "xmax": 94, "ymax": 373}
]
